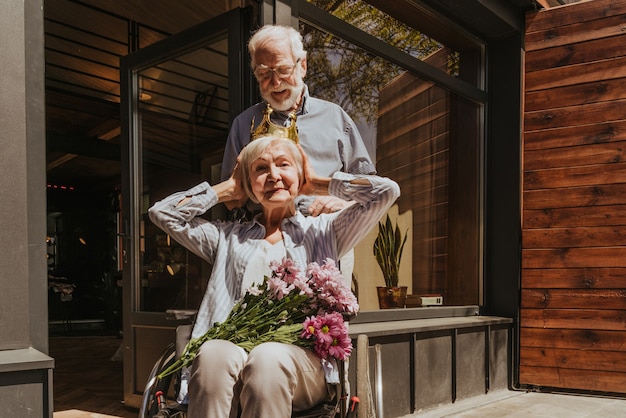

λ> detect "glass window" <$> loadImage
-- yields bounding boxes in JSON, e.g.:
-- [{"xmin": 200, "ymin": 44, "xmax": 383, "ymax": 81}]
[
  {"xmin": 310, "ymin": 1, "xmax": 443, "ymax": 57},
  {"xmin": 301, "ymin": 0, "xmax": 484, "ymax": 308},
  {"xmin": 306, "ymin": 0, "xmax": 483, "ymax": 87},
  {"xmin": 136, "ymin": 37, "xmax": 230, "ymax": 313}
]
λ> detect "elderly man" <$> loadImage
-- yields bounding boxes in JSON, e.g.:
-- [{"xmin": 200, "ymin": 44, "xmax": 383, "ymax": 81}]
[{"xmin": 221, "ymin": 24, "xmax": 376, "ymax": 280}]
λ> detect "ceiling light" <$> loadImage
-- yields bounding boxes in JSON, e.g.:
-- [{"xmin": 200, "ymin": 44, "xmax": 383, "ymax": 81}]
[{"xmin": 166, "ymin": 262, "xmax": 184, "ymax": 276}]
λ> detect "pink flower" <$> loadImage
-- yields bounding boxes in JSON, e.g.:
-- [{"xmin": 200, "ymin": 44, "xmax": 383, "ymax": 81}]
[
  {"xmin": 301, "ymin": 316, "xmax": 320, "ymax": 339},
  {"xmin": 328, "ymin": 331, "xmax": 352, "ymax": 360},
  {"xmin": 160, "ymin": 257, "xmax": 357, "ymax": 380},
  {"xmin": 270, "ymin": 257, "xmax": 302, "ymax": 284},
  {"xmin": 319, "ymin": 312, "xmax": 345, "ymax": 339},
  {"xmin": 303, "ymin": 311, "xmax": 352, "ymax": 361},
  {"xmin": 264, "ymin": 258, "xmax": 358, "ymax": 361}
]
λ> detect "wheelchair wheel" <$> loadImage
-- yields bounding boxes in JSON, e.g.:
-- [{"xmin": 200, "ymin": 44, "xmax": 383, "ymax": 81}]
[{"xmin": 139, "ymin": 342, "xmax": 186, "ymax": 418}]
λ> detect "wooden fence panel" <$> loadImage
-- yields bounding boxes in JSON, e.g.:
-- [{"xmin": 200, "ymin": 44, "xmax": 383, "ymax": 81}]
[
  {"xmin": 520, "ymin": 328, "xmax": 626, "ymax": 351},
  {"xmin": 522, "ymin": 0, "xmax": 626, "ymax": 394}
]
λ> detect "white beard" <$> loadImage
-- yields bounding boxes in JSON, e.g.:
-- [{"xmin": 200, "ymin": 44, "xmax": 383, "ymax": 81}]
[{"xmin": 261, "ymin": 80, "xmax": 304, "ymax": 112}]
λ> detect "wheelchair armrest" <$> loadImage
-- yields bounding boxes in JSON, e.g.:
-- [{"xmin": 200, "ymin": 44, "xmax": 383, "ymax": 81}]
[
  {"xmin": 165, "ymin": 309, "xmax": 198, "ymax": 322},
  {"xmin": 176, "ymin": 324, "xmax": 194, "ymax": 357}
]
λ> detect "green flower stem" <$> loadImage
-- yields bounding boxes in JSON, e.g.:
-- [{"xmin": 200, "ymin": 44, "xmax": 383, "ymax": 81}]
[{"xmin": 157, "ymin": 289, "xmax": 312, "ymax": 380}]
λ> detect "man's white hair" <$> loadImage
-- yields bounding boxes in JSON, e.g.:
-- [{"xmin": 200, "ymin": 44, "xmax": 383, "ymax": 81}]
[{"xmin": 248, "ymin": 25, "xmax": 307, "ymax": 68}]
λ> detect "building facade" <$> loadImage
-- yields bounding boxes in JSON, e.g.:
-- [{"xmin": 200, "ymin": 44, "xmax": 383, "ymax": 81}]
[{"xmin": 2, "ymin": 0, "xmax": 624, "ymax": 416}]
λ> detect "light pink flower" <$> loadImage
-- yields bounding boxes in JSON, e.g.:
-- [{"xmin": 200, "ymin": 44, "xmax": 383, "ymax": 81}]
[
  {"xmin": 246, "ymin": 285, "xmax": 263, "ymax": 296},
  {"xmin": 307, "ymin": 260, "xmax": 359, "ymax": 313},
  {"xmin": 267, "ymin": 275, "xmax": 291, "ymax": 300},
  {"xmin": 293, "ymin": 275, "xmax": 314, "ymax": 296}
]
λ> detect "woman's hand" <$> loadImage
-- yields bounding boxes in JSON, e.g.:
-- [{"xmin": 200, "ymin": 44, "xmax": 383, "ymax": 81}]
[
  {"xmin": 216, "ymin": 158, "xmax": 248, "ymax": 206},
  {"xmin": 229, "ymin": 159, "xmax": 248, "ymax": 204}
]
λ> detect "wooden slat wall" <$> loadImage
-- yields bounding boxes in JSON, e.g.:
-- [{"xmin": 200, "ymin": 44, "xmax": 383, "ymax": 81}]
[
  {"xmin": 377, "ymin": 48, "xmax": 480, "ymax": 305},
  {"xmin": 521, "ymin": 0, "xmax": 626, "ymax": 394}
]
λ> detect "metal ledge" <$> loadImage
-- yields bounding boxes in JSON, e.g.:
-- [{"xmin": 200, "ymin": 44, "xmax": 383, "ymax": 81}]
[
  {"xmin": 352, "ymin": 305, "xmax": 481, "ymax": 325},
  {"xmin": 350, "ymin": 306, "xmax": 513, "ymax": 338},
  {"xmin": 350, "ymin": 312, "xmax": 512, "ymax": 338},
  {"xmin": 0, "ymin": 348, "xmax": 54, "ymax": 373}
]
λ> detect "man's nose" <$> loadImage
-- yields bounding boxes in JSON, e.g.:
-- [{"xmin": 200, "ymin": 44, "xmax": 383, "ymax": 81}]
[{"xmin": 270, "ymin": 71, "xmax": 282, "ymax": 86}]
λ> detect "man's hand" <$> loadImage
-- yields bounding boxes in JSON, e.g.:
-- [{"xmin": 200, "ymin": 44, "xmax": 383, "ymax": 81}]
[{"xmin": 307, "ymin": 196, "xmax": 355, "ymax": 216}]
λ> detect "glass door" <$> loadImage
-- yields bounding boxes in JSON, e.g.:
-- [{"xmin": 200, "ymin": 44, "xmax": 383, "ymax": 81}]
[{"xmin": 119, "ymin": 7, "xmax": 252, "ymax": 406}]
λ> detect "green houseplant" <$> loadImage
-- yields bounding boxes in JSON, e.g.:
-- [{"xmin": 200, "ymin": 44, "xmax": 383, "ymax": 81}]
[{"xmin": 373, "ymin": 215, "xmax": 408, "ymax": 308}]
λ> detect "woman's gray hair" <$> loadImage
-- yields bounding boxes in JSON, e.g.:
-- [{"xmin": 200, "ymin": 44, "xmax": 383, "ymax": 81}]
[
  {"xmin": 238, "ymin": 136, "xmax": 304, "ymax": 203},
  {"xmin": 248, "ymin": 25, "xmax": 307, "ymax": 68}
]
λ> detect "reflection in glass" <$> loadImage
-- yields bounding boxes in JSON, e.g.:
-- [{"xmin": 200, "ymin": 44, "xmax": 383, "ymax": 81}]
[
  {"xmin": 305, "ymin": 0, "xmax": 483, "ymax": 87},
  {"xmin": 301, "ymin": 18, "xmax": 481, "ymax": 306},
  {"xmin": 308, "ymin": 1, "xmax": 443, "ymax": 57},
  {"xmin": 136, "ymin": 36, "xmax": 230, "ymax": 313}
]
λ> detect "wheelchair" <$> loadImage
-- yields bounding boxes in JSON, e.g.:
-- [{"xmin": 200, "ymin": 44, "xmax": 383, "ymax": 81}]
[{"xmin": 139, "ymin": 310, "xmax": 373, "ymax": 418}]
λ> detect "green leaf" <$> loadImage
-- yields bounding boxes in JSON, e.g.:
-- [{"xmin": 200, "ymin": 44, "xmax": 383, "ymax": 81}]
[{"xmin": 373, "ymin": 214, "xmax": 407, "ymax": 287}]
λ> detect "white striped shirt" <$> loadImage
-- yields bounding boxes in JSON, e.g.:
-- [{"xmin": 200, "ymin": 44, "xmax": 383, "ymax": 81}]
[{"xmin": 148, "ymin": 171, "xmax": 400, "ymax": 338}]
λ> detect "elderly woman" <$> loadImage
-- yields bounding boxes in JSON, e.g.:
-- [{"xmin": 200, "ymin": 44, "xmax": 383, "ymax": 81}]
[{"xmin": 148, "ymin": 135, "xmax": 399, "ymax": 418}]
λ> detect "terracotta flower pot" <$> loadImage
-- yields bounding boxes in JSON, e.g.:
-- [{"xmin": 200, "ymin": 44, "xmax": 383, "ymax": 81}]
[{"xmin": 376, "ymin": 286, "xmax": 407, "ymax": 309}]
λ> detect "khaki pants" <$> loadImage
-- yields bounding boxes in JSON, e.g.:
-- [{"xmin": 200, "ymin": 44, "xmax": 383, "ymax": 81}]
[{"xmin": 188, "ymin": 340, "xmax": 330, "ymax": 418}]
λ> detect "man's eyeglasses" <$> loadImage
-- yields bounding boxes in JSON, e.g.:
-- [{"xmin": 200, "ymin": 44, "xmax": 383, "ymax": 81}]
[{"xmin": 253, "ymin": 59, "xmax": 300, "ymax": 81}]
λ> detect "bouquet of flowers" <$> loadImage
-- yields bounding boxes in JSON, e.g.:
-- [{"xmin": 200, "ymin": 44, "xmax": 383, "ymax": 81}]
[{"xmin": 158, "ymin": 257, "xmax": 359, "ymax": 380}]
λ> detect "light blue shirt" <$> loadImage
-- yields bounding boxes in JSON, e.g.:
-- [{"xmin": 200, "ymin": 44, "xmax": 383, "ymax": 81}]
[
  {"xmin": 148, "ymin": 172, "xmax": 400, "ymax": 339},
  {"xmin": 221, "ymin": 86, "xmax": 376, "ymax": 214}
]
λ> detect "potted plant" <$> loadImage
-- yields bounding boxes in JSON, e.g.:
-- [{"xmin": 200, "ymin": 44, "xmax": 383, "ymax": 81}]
[{"xmin": 373, "ymin": 214, "xmax": 408, "ymax": 309}]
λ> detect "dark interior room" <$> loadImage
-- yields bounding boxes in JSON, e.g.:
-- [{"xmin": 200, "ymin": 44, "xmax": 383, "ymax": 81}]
[
  {"xmin": 45, "ymin": 0, "xmax": 227, "ymax": 336},
  {"xmin": 45, "ymin": 1, "xmax": 230, "ymax": 415}
]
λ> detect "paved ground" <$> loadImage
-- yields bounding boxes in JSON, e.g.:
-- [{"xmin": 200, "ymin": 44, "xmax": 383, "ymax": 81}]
[
  {"xmin": 401, "ymin": 389, "xmax": 626, "ymax": 418},
  {"xmin": 54, "ymin": 412, "xmax": 126, "ymax": 418},
  {"xmin": 55, "ymin": 391, "xmax": 626, "ymax": 418}
]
